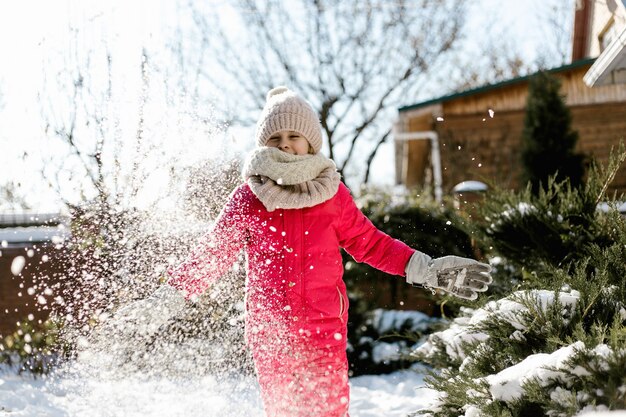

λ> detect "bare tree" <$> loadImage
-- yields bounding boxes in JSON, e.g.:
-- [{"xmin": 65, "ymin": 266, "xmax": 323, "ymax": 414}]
[
  {"xmin": 175, "ymin": 0, "xmax": 471, "ymax": 183},
  {"xmin": 33, "ymin": 30, "xmax": 188, "ymax": 320},
  {"xmin": 441, "ymin": 35, "xmax": 531, "ymax": 94},
  {"xmin": 41, "ymin": 46, "xmax": 147, "ymax": 212},
  {"xmin": 40, "ymin": 35, "xmax": 231, "ymax": 212},
  {"xmin": 35, "ymin": 23, "xmax": 249, "ymax": 329},
  {"xmin": 37, "ymin": 41, "xmax": 154, "ymax": 318},
  {"xmin": 0, "ymin": 183, "xmax": 31, "ymax": 211},
  {"xmin": 0, "ymin": 85, "xmax": 29, "ymax": 211},
  {"xmin": 434, "ymin": 0, "xmax": 575, "ymax": 95},
  {"xmin": 534, "ymin": 0, "xmax": 575, "ymax": 66}
]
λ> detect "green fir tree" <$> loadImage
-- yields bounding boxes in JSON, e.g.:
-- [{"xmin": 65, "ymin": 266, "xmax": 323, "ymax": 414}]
[{"xmin": 521, "ymin": 71, "xmax": 585, "ymax": 193}]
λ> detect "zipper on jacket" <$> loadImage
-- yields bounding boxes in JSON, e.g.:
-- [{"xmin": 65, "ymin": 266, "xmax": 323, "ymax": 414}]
[
  {"xmin": 299, "ymin": 209, "xmax": 305, "ymax": 318},
  {"xmin": 337, "ymin": 286, "xmax": 345, "ymax": 323}
]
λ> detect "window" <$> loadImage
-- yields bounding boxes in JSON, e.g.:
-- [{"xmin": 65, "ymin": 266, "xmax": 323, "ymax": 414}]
[{"xmin": 599, "ymin": 20, "xmax": 618, "ymax": 52}]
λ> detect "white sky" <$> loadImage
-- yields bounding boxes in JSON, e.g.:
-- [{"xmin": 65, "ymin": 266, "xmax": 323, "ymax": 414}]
[{"xmin": 0, "ymin": 0, "xmax": 571, "ymax": 212}]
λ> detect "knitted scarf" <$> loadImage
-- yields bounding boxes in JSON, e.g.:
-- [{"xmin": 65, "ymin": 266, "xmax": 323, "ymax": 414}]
[{"xmin": 242, "ymin": 147, "xmax": 341, "ymax": 211}]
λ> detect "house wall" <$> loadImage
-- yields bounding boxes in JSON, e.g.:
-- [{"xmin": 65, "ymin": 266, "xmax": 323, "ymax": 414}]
[
  {"xmin": 576, "ymin": 0, "xmax": 626, "ymax": 59},
  {"xmin": 589, "ymin": 2, "xmax": 617, "ymax": 56},
  {"xmin": 572, "ymin": 102, "xmax": 626, "ymax": 192},
  {"xmin": 432, "ymin": 102, "xmax": 626, "ymax": 192},
  {"xmin": 435, "ymin": 109, "xmax": 525, "ymax": 190},
  {"xmin": 399, "ymin": 64, "xmax": 626, "ymax": 193},
  {"xmin": 442, "ymin": 82, "xmax": 529, "ymax": 115},
  {"xmin": 0, "ymin": 244, "xmax": 67, "ymax": 336}
]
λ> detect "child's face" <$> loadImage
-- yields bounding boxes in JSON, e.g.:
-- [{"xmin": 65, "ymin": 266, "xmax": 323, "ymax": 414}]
[{"xmin": 266, "ymin": 130, "xmax": 311, "ymax": 155}]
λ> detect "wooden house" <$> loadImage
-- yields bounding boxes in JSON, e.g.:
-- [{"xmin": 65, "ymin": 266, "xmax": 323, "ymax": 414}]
[
  {"xmin": 394, "ymin": 0, "xmax": 626, "ymax": 196},
  {"xmin": 581, "ymin": 0, "xmax": 626, "ymax": 85}
]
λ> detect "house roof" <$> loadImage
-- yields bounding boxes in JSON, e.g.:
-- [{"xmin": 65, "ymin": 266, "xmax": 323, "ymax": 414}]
[
  {"xmin": 399, "ymin": 58, "xmax": 597, "ymax": 113},
  {"xmin": 584, "ymin": 26, "xmax": 626, "ymax": 86}
]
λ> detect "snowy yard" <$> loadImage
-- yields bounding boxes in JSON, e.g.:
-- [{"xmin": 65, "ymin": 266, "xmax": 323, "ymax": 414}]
[{"xmin": 0, "ymin": 366, "xmax": 436, "ymax": 417}]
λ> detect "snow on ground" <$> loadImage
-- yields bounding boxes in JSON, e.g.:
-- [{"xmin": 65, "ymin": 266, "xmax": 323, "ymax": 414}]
[
  {"xmin": 350, "ymin": 369, "xmax": 437, "ymax": 417},
  {"xmin": 0, "ymin": 366, "xmax": 436, "ymax": 417}
]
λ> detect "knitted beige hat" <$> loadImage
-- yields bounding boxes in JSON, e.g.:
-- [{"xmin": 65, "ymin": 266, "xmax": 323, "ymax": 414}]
[{"xmin": 255, "ymin": 86, "xmax": 323, "ymax": 154}]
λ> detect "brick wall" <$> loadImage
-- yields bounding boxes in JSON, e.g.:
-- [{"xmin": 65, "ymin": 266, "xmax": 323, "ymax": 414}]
[{"xmin": 0, "ymin": 244, "xmax": 67, "ymax": 336}]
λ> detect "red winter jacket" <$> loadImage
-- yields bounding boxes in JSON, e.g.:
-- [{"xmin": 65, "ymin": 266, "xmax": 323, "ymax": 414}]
[{"xmin": 167, "ymin": 182, "xmax": 415, "ymax": 339}]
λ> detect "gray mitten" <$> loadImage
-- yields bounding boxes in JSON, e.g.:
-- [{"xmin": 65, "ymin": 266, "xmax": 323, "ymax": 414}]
[{"xmin": 405, "ymin": 252, "xmax": 492, "ymax": 300}]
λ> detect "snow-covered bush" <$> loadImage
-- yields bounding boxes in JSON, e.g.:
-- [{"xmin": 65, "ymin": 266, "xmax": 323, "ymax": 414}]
[
  {"xmin": 412, "ymin": 147, "xmax": 626, "ymax": 416},
  {"xmin": 415, "ymin": 277, "xmax": 625, "ymax": 416},
  {"xmin": 68, "ymin": 266, "xmax": 252, "ymax": 379},
  {"xmin": 0, "ymin": 158, "xmax": 246, "ymax": 377},
  {"xmin": 476, "ymin": 145, "xmax": 625, "ymax": 278},
  {"xmin": 414, "ymin": 289, "xmax": 580, "ymax": 371},
  {"xmin": 0, "ymin": 318, "xmax": 65, "ymax": 374}
]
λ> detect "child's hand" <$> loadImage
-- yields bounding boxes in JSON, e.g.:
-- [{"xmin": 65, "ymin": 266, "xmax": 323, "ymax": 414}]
[{"xmin": 405, "ymin": 252, "xmax": 492, "ymax": 300}]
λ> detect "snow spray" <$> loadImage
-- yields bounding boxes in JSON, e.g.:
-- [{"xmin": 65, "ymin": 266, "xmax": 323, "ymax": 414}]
[{"xmin": 4, "ymin": 87, "xmax": 266, "ymax": 415}]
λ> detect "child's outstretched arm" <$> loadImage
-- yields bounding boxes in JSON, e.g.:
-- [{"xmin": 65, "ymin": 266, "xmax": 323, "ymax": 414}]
[
  {"xmin": 336, "ymin": 184, "xmax": 415, "ymax": 276},
  {"xmin": 167, "ymin": 186, "xmax": 249, "ymax": 300},
  {"xmin": 336, "ymin": 184, "xmax": 491, "ymax": 300},
  {"xmin": 96, "ymin": 187, "xmax": 249, "ymax": 342}
]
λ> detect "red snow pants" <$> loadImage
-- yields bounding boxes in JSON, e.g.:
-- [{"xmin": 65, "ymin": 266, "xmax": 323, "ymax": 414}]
[{"xmin": 249, "ymin": 317, "xmax": 350, "ymax": 417}]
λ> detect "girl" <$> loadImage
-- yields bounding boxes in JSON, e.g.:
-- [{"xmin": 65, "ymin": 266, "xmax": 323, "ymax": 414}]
[{"xmin": 123, "ymin": 87, "xmax": 492, "ymax": 417}]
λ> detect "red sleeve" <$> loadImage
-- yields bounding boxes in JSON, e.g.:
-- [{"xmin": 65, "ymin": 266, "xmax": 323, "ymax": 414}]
[
  {"xmin": 336, "ymin": 184, "xmax": 415, "ymax": 277},
  {"xmin": 167, "ymin": 185, "xmax": 248, "ymax": 299}
]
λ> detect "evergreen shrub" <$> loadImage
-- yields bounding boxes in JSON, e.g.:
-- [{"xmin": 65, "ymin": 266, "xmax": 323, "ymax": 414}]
[
  {"xmin": 413, "ymin": 147, "xmax": 626, "ymax": 416},
  {"xmin": 521, "ymin": 71, "xmax": 585, "ymax": 193},
  {"xmin": 0, "ymin": 318, "xmax": 65, "ymax": 374}
]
